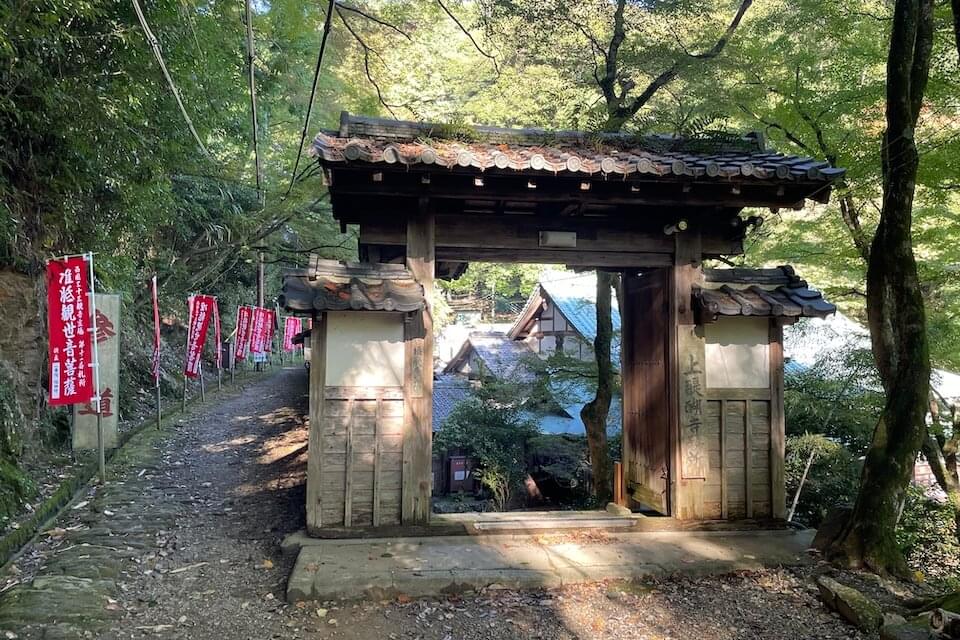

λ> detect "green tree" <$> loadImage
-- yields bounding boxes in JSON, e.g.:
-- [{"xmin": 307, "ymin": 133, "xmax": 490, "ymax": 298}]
[
  {"xmin": 825, "ymin": 0, "xmax": 935, "ymax": 576},
  {"xmin": 435, "ymin": 397, "xmax": 539, "ymax": 510}
]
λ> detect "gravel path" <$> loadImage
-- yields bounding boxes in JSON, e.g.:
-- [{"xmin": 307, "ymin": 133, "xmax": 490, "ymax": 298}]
[{"xmin": 0, "ymin": 367, "xmax": 869, "ymax": 640}]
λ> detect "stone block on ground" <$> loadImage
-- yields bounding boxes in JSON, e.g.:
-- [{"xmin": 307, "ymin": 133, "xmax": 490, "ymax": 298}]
[
  {"xmin": 817, "ymin": 575, "xmax": 883, "ymax": 632},
  {"xmin": 606, "ymin": 502, "xmax": 631, "ymax": 516},
  {"xmin": 879, "ymin": 622, "xmax": 936, "ymax": 640}
]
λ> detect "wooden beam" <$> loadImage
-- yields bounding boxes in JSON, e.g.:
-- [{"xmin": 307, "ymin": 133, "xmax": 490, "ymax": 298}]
[
  {"xmin": 343, "ymin": 398, "xmax": 355, "ymax": 527},
  {"xmin": 306, "ymin": 312, "xmax": 327, "ymax": 535},
  {"xmin": 720, "ymin": 399, "xmax": 728, "ymax": 520},
  {"xmin": 356, "ymin": 214, "xmax": 745, "ymax": 257},
  {"xmin": 435, "ymin": 247, "xmax": 674, "ymax": 268},
  {"xmin": 402, "ymin": 199, "xmax": 434, "ymax": 525},
  {"xmin": 329, "ymin": 166, "xmax": 813, "ymax": 209},
  {"xmin": 373, "ymin": 391, "xmax": 383, "ymax": 527},
  {"xmin": 769, "ymin": 319, "xmax": 786, "ymax": 520},
  {"xmin": 745, "ymin": 399, "xmax": 754, "ymax": 519},
  {"xmin": 705, "ymin": 387, "xmax": 771, "ymax": 401}
]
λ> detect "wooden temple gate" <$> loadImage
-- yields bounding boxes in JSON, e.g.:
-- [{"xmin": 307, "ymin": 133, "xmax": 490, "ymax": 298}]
[{"xmin": 282, "ymin": 112, "xmax": 841, "ymax": 534}]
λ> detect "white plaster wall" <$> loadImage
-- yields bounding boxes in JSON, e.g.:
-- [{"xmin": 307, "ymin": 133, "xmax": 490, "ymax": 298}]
[
  {"xmin": 704, "ymin": 317, "xmax": 770, "ymax": 388},
  {"xmin": 325, "ymin": 312, "xmax": 404, "ymax": 387}
]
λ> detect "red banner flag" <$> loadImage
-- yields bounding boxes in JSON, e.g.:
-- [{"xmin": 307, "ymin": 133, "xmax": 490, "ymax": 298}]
[
  {"xmin": 184, "ymin": 294, "xmax": 215, "ymax": 378},
  {"xmin": 234, "ymin": 306, "xmax": 253, "ymax": 362},
  {"xmin": 212, "ymin": 298, "xmax": 222, "ymax": 369},
  {"xmin": 283, "ymin": 316, "xmax": 299, "ymax": 351},
  {"xmin": 46, "ymin": 256, "xmax": 95, "ymax": 405},
  {"xmin": 150, "ymin": 276, "xmax": 161, "ymax": 385},
  {"xmin": 250, "ymin": 307, "xmax": 269, "ymax": 356},
  {"xmin": 264, "ymin": 309, "xmax": 276, "ymax": 353}
]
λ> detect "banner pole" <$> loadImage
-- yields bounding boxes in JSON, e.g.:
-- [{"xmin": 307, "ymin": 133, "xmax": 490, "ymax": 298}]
[
  {"xmin": 182, "ymin": 373, "xmax": 187, "ymax": 412},
  {"xmin": 199, "ymin": 362, "xmax": 205, "ymax": 403},
  {"xmin": 86, "ymin": 253, "xmax": 105, "ymax": 484}
]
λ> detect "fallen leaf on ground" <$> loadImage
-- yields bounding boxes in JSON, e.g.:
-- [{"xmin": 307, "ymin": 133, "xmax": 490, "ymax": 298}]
[{"xmin": 169, "ymin": 562, "xmax": 208, "ymax": 574}]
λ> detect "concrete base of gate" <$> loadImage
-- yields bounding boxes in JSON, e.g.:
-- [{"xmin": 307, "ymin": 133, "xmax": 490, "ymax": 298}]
[{"xmin": 284, "ymin": 528, "xmax": 814, "ymax": 602}]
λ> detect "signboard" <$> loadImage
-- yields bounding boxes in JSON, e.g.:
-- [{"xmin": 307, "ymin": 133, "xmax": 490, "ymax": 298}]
[
  {"xmin": 46, "ymin": 256, "xmax": 94, "ymax": 406},
  {"xmin": 212, "ymin": 298, "xmax": 222, "ymax": 369},
  {"xmin": 235, "ymin": 305, "xmax": 253, "ymax": 362},
  {"xmin": 263, "ymin": 309, "xmax": 276, "ymax": 353},
  {"xmin": 73, "ymin": 294, "xmax": 120, "ymax": 449},
  {"xmin": 150, "ymin": 276, "xmax": 161, "ymax": 385},
  {"xmin": 184, "ymin": 295, "xmax": 215, "ymax": 378},
  {"xmin": 283, "ymin": 316, "xmax": 301, "ymax": 351},
  {"xmin": 250, "ymin": 306, "xmax": 269, "ymax": 356},
  {"xmin": 679, "ymin": 326, "xmax": 708, "ymax": 479}
]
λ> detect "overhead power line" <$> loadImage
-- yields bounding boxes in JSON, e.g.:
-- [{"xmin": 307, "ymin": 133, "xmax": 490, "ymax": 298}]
[
  {"xmin": 131, "ymin": 0, "xmax": 214, "ymax": 161},
  {"xmin": 286, "ymin": 0, "xmax": 336, "ymax": 198}
]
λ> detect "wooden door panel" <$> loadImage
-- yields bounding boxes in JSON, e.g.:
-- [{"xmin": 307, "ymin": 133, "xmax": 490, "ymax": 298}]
[{"xmin": 622, "ymin": 270, "xmax": 670, "ymax": 514}]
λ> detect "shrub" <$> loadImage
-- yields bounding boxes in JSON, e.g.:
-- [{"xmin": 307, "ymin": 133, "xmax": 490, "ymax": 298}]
[
  {"xmin": 785, "ymin": 433, "xmax": 860, "ymax": 527},
  {"xmin": 526, "ymin": 434, "xmax": 591, "ymax": 505},
  {"xmin": 898, "ymin": 485, "xmax": 960, "ymax": 588},
  {"xmin": 435, "ymin": 397, "xmax": 539, "ymax": 511}
]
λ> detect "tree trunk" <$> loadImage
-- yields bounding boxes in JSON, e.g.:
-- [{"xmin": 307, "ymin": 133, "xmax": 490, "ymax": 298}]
[
  {"xmin": 582, "ymin": 270, "xmax": 614, "ymax": 502},
  {"xmin": 825, "ymin": 0, "xmax": 934, "ymax": 577}
]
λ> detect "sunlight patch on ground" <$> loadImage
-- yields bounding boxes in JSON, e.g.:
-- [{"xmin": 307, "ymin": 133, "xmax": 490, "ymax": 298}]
[{"xmin": 203, "ymin": 434, "xmax": 258, "ymax": 453}]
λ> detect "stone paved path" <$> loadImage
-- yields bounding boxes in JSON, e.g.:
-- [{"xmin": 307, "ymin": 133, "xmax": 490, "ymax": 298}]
[
  {"xmin": 0, "ymin": 366, "xmax": 309, "ymax": 639},
  {"xmin": 0, "ymin": 366, "xmax": 868, "ymax": 640}
]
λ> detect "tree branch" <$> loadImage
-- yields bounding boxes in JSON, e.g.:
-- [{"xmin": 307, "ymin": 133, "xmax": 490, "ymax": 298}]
[
  {"xmin": 436, "ymin": 0, "xmax": 499, "ymax": 75},
  {"xmin": 337, "ymin": 3, "xmax": 412, "ymax": 40},
  {"xmin": 336, "ymin": 8, "xmax": 402, "ymax": 117},
  {"xmin": 602, "ymin": 0, "xmax": 754, "ymax": 130}
]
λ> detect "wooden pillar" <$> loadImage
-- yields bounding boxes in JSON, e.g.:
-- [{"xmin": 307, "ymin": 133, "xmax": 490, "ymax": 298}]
[
  {"xmin": 402, "ymin": 200, "xmax": 435, "ymax": 524},
  {"xmin": 306, "ymin": 312, "xmax": 327, "ymax": 534},
  {"xmin": 769, "ymin": 319, "xmax": 786, "ymax": 520},
  {"xmin": 671, "ymin": 231, "xmax": 706, "ymax": 520}
]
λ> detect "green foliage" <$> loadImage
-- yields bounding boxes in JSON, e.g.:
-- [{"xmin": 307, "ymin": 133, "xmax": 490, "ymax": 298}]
[
  {"xmin": 435, "ymin": 397, "xmax": 539, "ymax": 510},
  {"xmin": 784, "ymin": 347, "xmax": 884, "ymax": 456},
  {"xmin": 898, "ymin": 485, "xmax": 960, "ymax": 589},
  {"xmin": 785, "ymin": 433, "xmax": 860, "ymax": 527},
  {"xmin": 438, "ymin": 263, "xmax": 544, "ymax": 316},
  {"xmin": 526, "ymin": 434, "xmax": 592, "ymax": 505},
  {"xmin": 0, "ymin": 370, "xmax": 33, "ymax": 520}
]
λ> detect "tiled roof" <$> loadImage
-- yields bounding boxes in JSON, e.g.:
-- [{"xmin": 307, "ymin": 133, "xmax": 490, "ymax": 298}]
[
  {"xmin": 510, "ymin": 271, "xmax": 622, "ymax": 366},
  {"xmin": 312, "ymin": 112, "xmax": 846, "ymax": 186},
  {"xmin": 433, "ymin": 374, "xmax": 472, "ymax": 432},
  {"xmin": 540, "ymin": 271, "xmax": 622, "ymax": 362},
  {"xmin": 444, "ymin": 331, "xmax": 538, "ymax": 381},
  {"xmin": 279, "ymin": 259, "xmax": 424, "ymax": 314},
  {"xmin": 696, "ymin": 266, "xmax": 835, "ymax": 321}
]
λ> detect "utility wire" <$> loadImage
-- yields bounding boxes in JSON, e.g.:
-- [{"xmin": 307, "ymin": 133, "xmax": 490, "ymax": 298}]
[
  {"xmin": 243, "ymin": 0, "xmax": 264, "ymax": 203},
  {"xmin": 131, "ymin": 0, "xmax": 214, "ymax": 161},
  {"xmin": 286, "ymin": 0, "xmax": 336, "ymax": 198}
]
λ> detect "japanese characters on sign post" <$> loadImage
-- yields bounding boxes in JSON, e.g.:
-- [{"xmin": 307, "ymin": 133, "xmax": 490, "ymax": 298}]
[
  {"xmin": 234, "ymin": 305, "xmax": 253, "ymax": 363},
  {"xmin": 283, "ymin": 316, "xmax": 299, "ymax": 352},
  {"xmin": 250, "ymin": 306, "xmax": 270, "ymax": 363},
  {"xmin": 46, "ymin": 256, "xmax": 94, "ymax": 406},
  {"xmin": 184, "ymin": 294, "xmax": 215, "ymax": 378},
  {"xmin": 212, "ymin": 298, "xmax": 222, "ymax": 370},
  {"xmin": 264, "ymin": 309, "xmax": 276, "ymax": 353},
  {"xmin": 73, "ymin": 294, "xmax": 121, "ymax": 449}
]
